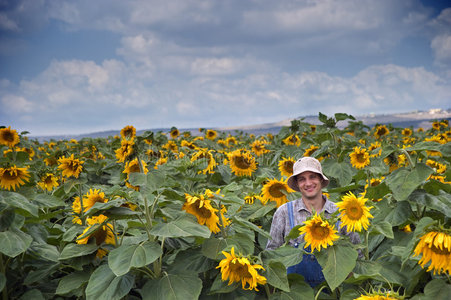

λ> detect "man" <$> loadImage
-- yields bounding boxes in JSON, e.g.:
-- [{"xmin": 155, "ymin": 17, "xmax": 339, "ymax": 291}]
[{"xmin": 266, "ymin": 157, "xmax": 360, "ymax": 287}]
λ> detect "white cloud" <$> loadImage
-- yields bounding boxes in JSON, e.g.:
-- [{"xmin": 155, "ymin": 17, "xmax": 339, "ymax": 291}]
[
  {"xmin": 431, "ymin": 34, "xmax": 451, "ymax": 64},
  {"xmin": 1, "ymin": 94, "xmax": 34, "ymax": 113},
  {"xmin": 0, "ymin": 13, "xmax": 20, "ymax": 31}
]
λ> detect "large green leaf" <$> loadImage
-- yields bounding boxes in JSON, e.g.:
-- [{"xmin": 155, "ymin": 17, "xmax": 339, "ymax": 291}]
[
  {"xmin": 384, "ymin": 201, "xmax": 413, "ymax": 226},
  {"xmin": 260, "ymin": 246, "xmax": 303, "ymax": 268},
  {"xmin": 322, "ymin": 160, "xmax": 354, "ymax": 186},
  {"xmin": 85, "ymin": 264, "xmax": 134, "ymax": 300},
  {"xmin": 265, "ymin": 261, "xmax": 290, "ymax": 292},
  {"xmin": 0, "ymin": 229, "xmax": 32, "ymax": 257},
  {"xmin": 140, "ymin": 273, "xmax": 202, "ymax": 300},
  {"xmin": 233, "ymin": 216, "xmax": 271, "ymax": 239},
  {"xmin": 371, "ymin": 221, "xmax": 394, "ymax": 239},
  {"xmin": 270, "ymin": 275, "xmax": 314, "ymax": 300},
  {"xmin": 410, "ymin": 190, "xmax": 451, "ymax": 217},
  {"xmin": 149, "ymin": 215, "xmax": 211, "ymax": 238},
  {"xmin": 201, "ymin": 237, "xmax": 229, "ymax": 260},
  {"xmin": 410, "ymin": 279, "xmax": 451, "ymax": 300},
  {"xmin": 0, "ymin": 191, "xmax": 39, "ymax": 217},
  {"xmin": 108, "ymin": 241, "xmax": 162, "ymax": 276},
  {"xmin": 59, "ymin": 243, "xmax": 98, "ymax": 260},
  {"xmin": 56, "ymin": 271, "xmax": 91, "ymax": 295},
  {"xmin": 316, "ymin": 241, "xmax": 358, "ymax": 291},
  {"xmin": 386, "ymin": 163, "xmax": 433, "ymax": 201},
  {"xmin": 166, "ymin": 248, "xmax": 213, "ymax": 274},
  {"xmin": 30, "ymin": 243, "xmax": 60, "ymax": 262},
  {"xmin": 32, "ymin": 193, "xmax": 65, "ymax": 208},
  {"xmin": 0, "ymin": 273, "xmax": 5, "ymax": 293}
]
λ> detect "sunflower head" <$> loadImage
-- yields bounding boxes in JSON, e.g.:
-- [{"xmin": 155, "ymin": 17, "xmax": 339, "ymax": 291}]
[
  {"xmin": 37, "ymin": 173, "xmax": 59, "ymax": 191},
  {"xmin": 303, "ymin": 145, "xmax": 319, "ymax": 157},
  {"xmin": 374, "ymin": 125, "xmax": 390, "ymax": 139},
  {"xmin": 120, "ymin": 125, "xmax": 136, "ymax": 140},
  {"xmin": 0, "ymin": 165, "xmax": 31, "ymax": 191},
  {"xmin": 227, "ymin": 149, "xmax": 257, "ymax": 177},
  {"xmin": 349, "ymin": 146, "xmax": 370, "ymax": 169},
  {"xmin": 216, "ymin": 247, "xmax": 267, "ymax": 291},
  {"xmin": 336, "ymin": 192, "xmax": 373, "ymax": 232},
  {"xmin": 260, "ymin": 178, "xmax": 293, "ymax": 207},
  {"xmin": 413, "ymin": 230, "xmax": 451, "ymax": 275},
  {"xmin": 299, "ymin": 213, "xmax": 339, "ymax": 252},
  {"xmin": 251, "ymin": 140, "xmax": 269, "ymax": 156},
  {"xmin": 57, "ymin": 154, "xmax": 84, "ymax": 178},
  {"xmin": 170, "ymin": 128, "xmax": 180, "ymax": 139},
  {"xmin": 205, "ymin": 129, "xmax": 218, "ymax": 140},
  {"xmin": 0, "ymin": 126, "xmax": 20, "ymax": 148},
  {"xmin": 278, "ymin": 157, "xmax": 295, "ymax": 177},
  {"xmin": 283, "ymin": 134, "xmax": 301, "ymax": 146},
  {"xmin": 182, "ymin": 192, "xmax": 220, "ymax": 233}
]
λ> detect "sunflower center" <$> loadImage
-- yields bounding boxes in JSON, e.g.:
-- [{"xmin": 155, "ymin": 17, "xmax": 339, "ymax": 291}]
[
  {"xmin": 356, "ymin": 153, "xmax": 366, "ymax": 162},
  {"xmin": 268, "ymin": 183, "xmax": 285, "ymax": 198},
  {"xmin": 2, "ymin": 132, "xmax": 14, "ymax": 142},
  {"xmin": 429, "ymin": 244, "xmax": 450, "ymax": 255},
  {"xmin": 91, "ymin": 228, "xmax": 107, "ymax": 245},
  {"xmin": 44, "ymin": 176, "xmax": 53, "ymax": 184},
  {"xmin": 283, "ymin": 161, "xmax": 293, "ymax": 172},
  {"xmin": 230, "ymin": 261, "xmax": 252, "ymax": 278},
  {"xmin": 233, "ymin": 156, "xmax": 251, "ymax": 170},
  {"xmin": 3, "ymin": 170, "xmax": 18, "ymax": 180},
  {"xmin": 346, "ymin": 203, "xmax": 363, "ymax": 220},
  {"xmin": 311, "ymin": 223, "xmax": 330, "ymax": 239},
  {"xmin": 193, "ymin": 201, "xmax": 212, "ymax": 219},
  {"xmin": 129, "ymin": 164, "xmax": 140, "ymax": 173},
  {"xmin": 91, "ymin": 195, "xmax": 105, "ymax": 204}
]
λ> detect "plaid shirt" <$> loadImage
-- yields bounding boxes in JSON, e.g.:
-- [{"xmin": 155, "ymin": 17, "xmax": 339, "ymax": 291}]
[{"xmin": 266, "ymin": 197, "xmax": 361, "ymax": 250}]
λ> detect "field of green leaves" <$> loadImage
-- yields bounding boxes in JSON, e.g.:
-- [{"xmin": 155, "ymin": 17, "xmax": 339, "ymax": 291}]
[{"xmin": 0, "ymin": 113, "xmax": 450, "ymax": 300}]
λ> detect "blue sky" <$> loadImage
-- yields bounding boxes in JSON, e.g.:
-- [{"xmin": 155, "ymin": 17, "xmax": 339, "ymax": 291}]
[{"xmin": 1, "ymin": 0, "xmax": 450, "ymax": 136}]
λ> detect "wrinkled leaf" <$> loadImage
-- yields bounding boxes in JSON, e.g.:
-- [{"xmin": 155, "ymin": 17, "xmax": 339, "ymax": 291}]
[
  {"xmin": 0, "ymin": 229, "xmax": 33, "ymax": 257},
  {"xmin": 141, "ymin": 273, "xmax": 202, "ymax": 300}
]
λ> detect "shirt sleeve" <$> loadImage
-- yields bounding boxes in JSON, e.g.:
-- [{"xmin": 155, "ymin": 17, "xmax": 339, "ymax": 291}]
[{"xmin": 266, "ymin": 205, "xmax": 287, "ymax": 250}]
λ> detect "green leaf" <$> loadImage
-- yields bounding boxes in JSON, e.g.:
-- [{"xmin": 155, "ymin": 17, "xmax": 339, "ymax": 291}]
[
  {"xmin": 227, "ymin": 232, "xmax": 255, "ymax": 255},
  {"xmin": 270, "ymin": 276, "xmax": 314, "ymax": 300},
  {"xmin": 410, "ymin": 190, "xmax": 451, "ymax": 217},
  {"xmin": 0, "ymin": 191, "xmax": 39, "ymax": 217},
  {"xmin": 63, "ymin": 177, "xmax": 88, "ymax": 193},
  {"xmin": 59, "ymin": 243, "xmax": 98, "ymax": 260},
  {"xmin": 371, "ymin": 220, "xmax": 394, "ymax": 239},
  {"xmin": 322, "ymin": 160, "xmax": 354, "ymax": 186},
  {"xmin": 141, "ymin": 273, "xmax": 202, "ymax": 300},
  {"xmin": 201, "ymin": 237, "xmax": 229, "ymax": 260},
  {"xmin": 166, "ymin": 248, "xmax": 213, "ymax": 274},
  {"xmin": 335, "ymin": 113, "xmax": 354, "ymax": 121},
  {"xmin": 385, "ymin": 201, "xmax": 412, "ymax": 226},
  {"xmin": 316, "ymin": 241, "xmax": 358, "ymax": 291},
  {"xmin": 386, "ymin": 163, "xmax": 433, "ymax": 201},
  {"xmin": 261, "ymin": 246, "xmax": 303, "ymax": 268},
  {"xmin": 19, "ymin": 289, "xmax": 45, "ymax": 300},
  {"xmin": 85, "ymin": 264, "xmax": 134, "ymax": 300},
  {"xmin": 233, "ymin": 216, "xmax": 271, "ymax": 239},
  {"xmin": 128, "ymin": 172, "xmax": 147, "ymax": 187},
  {"xmin": 149, "ymin": 215, "xmax": 211, "ymax": 238},
  {"xmin": 0, "ymin": 207, "xmax": 15, "ymax": 230},
  {"xmin": 411, "ymin": 279, "xmax": 451, "ymax": 300},
  {"xmin": 108, "ymin": 241, "xmax": 162, "ymax": 276},
  {"xmin": 30, "ymin": 243, "xmax": 60, "ymax": 262},
  {"xmin": 0, "ymin": 229, "xmax": 33, "ymax": 257},
  {"xmin": 32, "ymin": 193, "xmax": 65, "ymax": 208},
  {"xmin": 56, "ymin": 271, "xmax": 91, "ymax": 295},
  {"xmin": 265, "ymin": 261, "xmax": 290, "ymax": 292}
]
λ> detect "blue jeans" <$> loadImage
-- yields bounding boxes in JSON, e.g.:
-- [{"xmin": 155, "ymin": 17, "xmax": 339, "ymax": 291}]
[{"xmin": 287, "ymin": 244, "xmax": 325, "ymax": 287}]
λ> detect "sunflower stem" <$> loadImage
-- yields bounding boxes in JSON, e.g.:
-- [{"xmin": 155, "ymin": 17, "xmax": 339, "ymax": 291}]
[
  {"xmin": 364, "ymin": 230, "xmax": 369, "ymax": 260},
  {"xmin": 0, "ymin": 254, "xmax": 7, "ymax": 300},
  {"xmin": 78, "ymin": 184, "xmax": 85, "ymax": 226},
  {"xmin": 264, "ymin": 284, "xmax": 271, "ymax": 298},
  {"xmin": 217, "ymin": 200, "xmax": 227, "ymax": 239},
  {"xmin": 314, "ymin": 285, "xmax": 328, "ymax": 300},
  {"xmin": 399, "ymin": 148, "xmax": 414, "ymax": 170}
]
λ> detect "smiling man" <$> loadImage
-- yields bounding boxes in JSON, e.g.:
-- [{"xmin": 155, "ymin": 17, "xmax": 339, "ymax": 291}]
[{"xmin": 266, "ymin": 157, "xmax": 360, "ymax": 287}]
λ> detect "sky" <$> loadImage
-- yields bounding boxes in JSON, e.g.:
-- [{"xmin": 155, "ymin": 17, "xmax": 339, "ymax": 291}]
[{"xmin": 1, "ymin": 0, "xmax": 450, "ymax": 136}]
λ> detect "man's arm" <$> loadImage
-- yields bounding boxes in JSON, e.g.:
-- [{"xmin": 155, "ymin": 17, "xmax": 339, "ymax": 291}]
[{"xmin": 266, "ymin": 206, "xmax": 287, "ymax": 250}]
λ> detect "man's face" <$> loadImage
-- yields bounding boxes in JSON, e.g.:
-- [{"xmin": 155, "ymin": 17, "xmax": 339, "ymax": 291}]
[{"xmin": 296, "ymin": 171, "xmax": 323, "ymax": 200}]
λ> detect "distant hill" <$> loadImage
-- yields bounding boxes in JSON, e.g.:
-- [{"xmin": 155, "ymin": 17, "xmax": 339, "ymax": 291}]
[{"xmin": 31, "ymin": 108, "xmax": 450, "ymax": 142}]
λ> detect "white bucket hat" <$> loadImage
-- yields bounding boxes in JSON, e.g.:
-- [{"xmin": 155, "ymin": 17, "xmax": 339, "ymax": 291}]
[{"xmin": 287, "ymin": 157, "xmax": 329, "ymax": 192}]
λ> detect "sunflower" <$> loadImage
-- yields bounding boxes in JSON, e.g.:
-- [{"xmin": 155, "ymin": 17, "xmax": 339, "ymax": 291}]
[
  {"xmin": 374, "ymin": 125, "xmax": 390, "ymax": 139},
  {"xmin": 244, "ymin": 193, "xmax": 262, "ymax": 204},
  {"xmin": 216, "ymin": 247, "xmax": 267, "ymax": 291},
  {"xmin": 384, "ymin": 153, "xmax": 406, "ymax": 173},
  {"xmin": 37, "ymin": 173, "xmax": 59, "ymax": 191},
  {"xmin": 120, "ymin": 125, "xmax": 136, "ymax": 140},
  {"xmin": 123, "ymin": 158, "xmax": 148, "ymax": 190},
  {"xmin": 115, "ymin": 139, "xmax": 135, "ymax": 162},
  {"xmin": 76, "ymin": 215, "xmax": 116, "ymax": 259},
  {"xmin": 250, "ymin": 140, "xmax": 269, "ymax": 156},
  {"xmin": 303, "ymin": 145, "xmax": 319, "ymax": 157},
  {"xmin": 401, "ymin": 128, "xmax": 412, "ymax": 136},
  {"xmin": 57, "ymin": 154, "xmax": 84, "ymax": 178},
  {"xmin": 355, "ymin": 291, "xmax": 402, "ymax": 300},
  {"xmin": 413, "ymin": 230, "xmax": 451, "ymax": 275},
  {"xmin": 181, "ymin": 140, "xmax": 198, "ymax": 150},
  {"xmin": 0, "ymin": 126, "xmax": 20, "ymax": 148},
  {"xmin": 0, "ymin": 165, "xmax": 30, "ymax": 191},
  {"xmin": 278, "ymin": 157, "xmax": 295, "ymax": 177},
  {"xmin": 349, "ymin": 146, "xmax": 370, "ymax": 169},
  {"xmin": 226, "ymin": 149, "xmax": 257, "ymax": 177},
  {"xmin": 82, "ymin": 188, "xmax": 109, "ymax": 212},
  {"xmin": 364, "ymin": 177, "xmax": 385, "ymax": 202},
  {"xmin": 299, "ymin": 214, "xmax": 339, "ymax": 252},
  {"xmin": 432, "ymin": 121, "xmax": 441, "ymax": 131},
  {"xmin": 426, "ymin": 159, "xmax": 447, "ymax": 174},
  {"xmin": 282, "ymin": 134, "xmax": 301, "ymax": 146},
  {"xmin": 336, "ymin": 192, "xmax": 373, "ymax": 232},
  {"xmin": 191, "ymin": 148, "xmax": 217, "ymax": 174},
  {"xmin": 260, "ymin": 178, "xmax": 294, "ymax": 207},
  {"xmin": 226, "ymin": 136, "xmax": 237, "ymax": 147},
  {"xmin": 170, "ymin": 128, "xmax": 180, "ymax": 139},
  {"xmin": 205, "ymin": 129, "xmax": 218, "ymax": 140},
  {"xmin": 163, "ymin": 140, "xmax": 178, "ymax": 153},
  {"xmin": 182, "ymin": 192, "xmax": 220, "ymax": 233},
  {"xmin": 368, "ymin": 141, "xmax": 382, "ymax": 158}
]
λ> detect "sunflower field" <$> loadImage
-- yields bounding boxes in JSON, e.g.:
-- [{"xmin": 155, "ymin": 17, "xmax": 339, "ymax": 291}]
[{"xmin": 0, "ymin": 113, "xmax": 450, "ymax": 300}]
